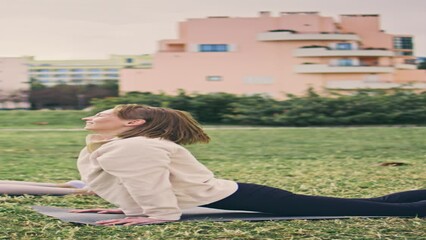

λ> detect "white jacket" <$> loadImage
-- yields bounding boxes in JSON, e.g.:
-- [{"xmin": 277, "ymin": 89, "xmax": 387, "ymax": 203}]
[{"xmin": 77, "ymin": 135, "xmax": 238, "ymax": 220}]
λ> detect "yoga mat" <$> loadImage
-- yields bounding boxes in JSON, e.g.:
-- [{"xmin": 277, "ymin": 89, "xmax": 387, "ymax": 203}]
[{"xmin": 32, "ymin": 206, "xmax": 389, "ymax": 225}]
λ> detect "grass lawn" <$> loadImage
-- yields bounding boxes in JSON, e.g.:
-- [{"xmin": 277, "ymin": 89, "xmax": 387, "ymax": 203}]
[
  {"xmin": 0, "ymin": 127, "xmax": 425, "ymax": 239},
  {"xmin": 0, "ymin": 110, "xmax": 88, "ymax": 129}
]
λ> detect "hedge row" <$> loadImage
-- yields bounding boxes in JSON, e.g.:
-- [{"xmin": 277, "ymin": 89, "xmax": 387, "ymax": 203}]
[{"xmin": 90, "ymin": 89, "xmax": 426, "ymax": 126}]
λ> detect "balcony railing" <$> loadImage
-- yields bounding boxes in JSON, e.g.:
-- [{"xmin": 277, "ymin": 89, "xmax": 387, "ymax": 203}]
[
  {"xmin": 257, "ymin": 32, "xmax": 360, "ymax": 42},
  {"xmin": 294, "ymin": 48, "xmax": 394, "ymax": 57},
  {"xmin": 295, "ymin": 64, "xmax": 394, "ymax": 73}
]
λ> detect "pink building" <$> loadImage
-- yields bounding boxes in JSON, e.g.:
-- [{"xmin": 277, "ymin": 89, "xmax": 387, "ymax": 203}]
[{"xmin": 120, "ymin": 12, "xmax": 426, "ymax": 98}]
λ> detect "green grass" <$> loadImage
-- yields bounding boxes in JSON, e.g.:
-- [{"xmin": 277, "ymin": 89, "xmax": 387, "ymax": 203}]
[
  {"xmin": 0, "ymin": 110, "xmax": 88, "ymax": 128},
  {"xmin": 0, "ymin": 127, "xmax": 425, "ymax": 239}
]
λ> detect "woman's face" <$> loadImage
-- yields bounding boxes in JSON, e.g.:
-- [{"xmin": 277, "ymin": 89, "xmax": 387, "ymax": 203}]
[{"xmin": 82, "ymin": 109, "xmax": 129, "ymax": 134}]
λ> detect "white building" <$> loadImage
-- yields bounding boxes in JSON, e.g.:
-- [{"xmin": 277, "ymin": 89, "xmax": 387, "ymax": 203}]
[{"xmin": 27, "ymin": 55, "xmax": 152, "ymax": 87}]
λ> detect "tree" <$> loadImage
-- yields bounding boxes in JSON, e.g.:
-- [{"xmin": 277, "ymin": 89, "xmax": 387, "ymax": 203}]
[{"xmin": 29, "ymin": 82, "xmax": 119, "ymax": 110}]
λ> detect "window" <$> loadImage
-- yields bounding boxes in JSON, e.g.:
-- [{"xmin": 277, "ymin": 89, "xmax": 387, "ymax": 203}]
[
  {"xmin": 88, "ymin": 74, "xmax": 102, "ymax": 77},
  {"xmin": 206, "ymin": 76, "xmax": 222, "ymax": 81},
  {"xmin": 336, "ymin": 43, "xmax": 352, "ymax": 50},
  {"xmin": 199, "ymin": 44, "xmax": 228, "ymax": 52},
  {"xmin": 54, "ymin": 74, "xmax": 68, "ymax": 78},
  {"xmin": 404, "ymin": 59, "xmax": 416, "ymax": 64},
  {"xmin": 337, "ymin": 59, "xmax": 353, "ymax": 66},
  {"xmin": 106, "ymin": 74, "xmax": 119, "ymax": 78},
  {"xmin": 393, "ymin": 37, "xmax": 413, "ymax": 49}
]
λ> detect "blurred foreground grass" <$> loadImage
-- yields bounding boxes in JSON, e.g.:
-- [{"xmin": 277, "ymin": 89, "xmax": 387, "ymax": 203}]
[{"xmin": 0, "ymin": 126, "xmax": 425, "ymax": 239}]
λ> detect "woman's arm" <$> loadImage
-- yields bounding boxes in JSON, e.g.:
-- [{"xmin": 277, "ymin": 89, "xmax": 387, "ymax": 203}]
[{"xmin": 69, "ymin": 209, "xmax": 176, "ymax": 225}]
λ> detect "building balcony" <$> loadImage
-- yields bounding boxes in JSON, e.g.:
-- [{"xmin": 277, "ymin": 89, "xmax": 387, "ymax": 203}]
[
  {"xmin": 295, "ymin": 64, "xmax": 394, "ymax": 73},
  {"xmin": 294, "ymin": 48, "xmax": 394, "ymax": 57},
  {"xmin": 394, "ymin": 64, "xmax": 417, "ymax": 70},
  {"xmin": 257, "ymin": 32, "xmax": 360, "ymax": 42},
  {"xmin": 30, "ymin": 71, "xmax": 120, "ymax": 76},
  {"xmin": 326, "ymin": 80, "xmax": 426, "ymax": 90}
]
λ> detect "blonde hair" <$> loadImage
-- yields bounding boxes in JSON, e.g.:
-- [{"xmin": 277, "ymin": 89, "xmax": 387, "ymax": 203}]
[{"xmin": 113, "ymin": 104, "xmax": 210, "ymax": 145}]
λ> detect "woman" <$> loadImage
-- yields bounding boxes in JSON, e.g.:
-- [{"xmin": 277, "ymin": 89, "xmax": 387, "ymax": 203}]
[
  {"xmin": 72, "ymin": 104, "xmax": 426, "ymax": 226},
  {"xmin": 0, "ymin": 180, "xmax": 91, "ymax": 195}
]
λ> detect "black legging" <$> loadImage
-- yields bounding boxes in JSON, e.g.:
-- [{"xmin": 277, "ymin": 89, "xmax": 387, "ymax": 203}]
[{"xmin": 202, "ymin": 183, "xmax": 426, "ymax": 217}]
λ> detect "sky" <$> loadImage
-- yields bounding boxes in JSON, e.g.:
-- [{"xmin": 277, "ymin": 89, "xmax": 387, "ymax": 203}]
[{"xmin": 0, "ymin": 0, "xmax": 425, "ymax": 60}]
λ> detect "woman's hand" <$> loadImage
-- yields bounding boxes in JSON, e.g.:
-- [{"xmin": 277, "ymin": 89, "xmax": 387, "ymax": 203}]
[
  {"xmin": 96, "ymin": 217, "xmax": 174, "ymax": 226},
  {"xmin": 69, "ymin": 208, "xmax": 124, "ymax": 214}
]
